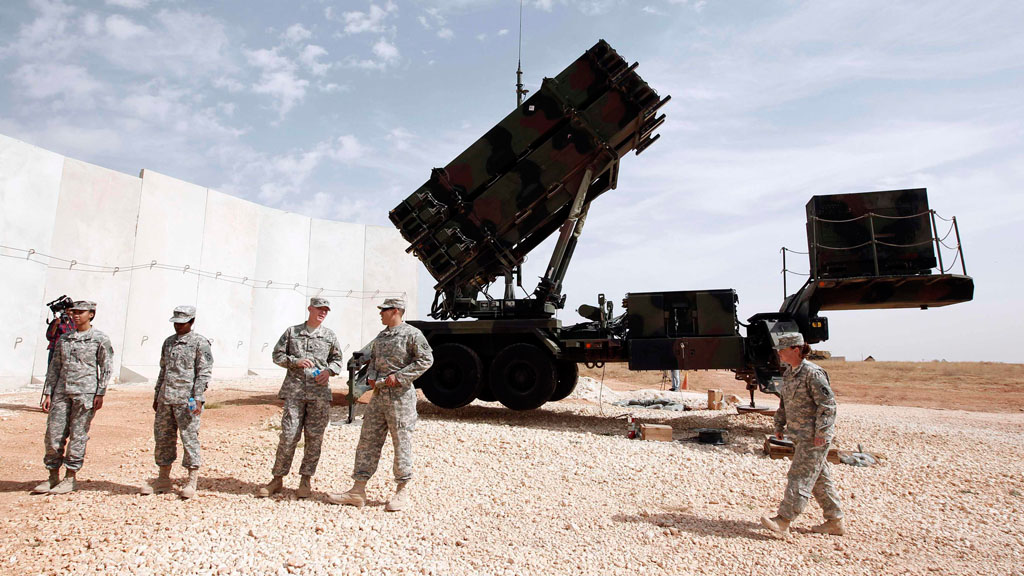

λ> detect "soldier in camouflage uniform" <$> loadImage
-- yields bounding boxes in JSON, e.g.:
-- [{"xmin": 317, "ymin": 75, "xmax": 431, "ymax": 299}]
[
  {"xmin": 328, "ymin": 297, "xmax": 433, "ymax": 512},
  {"xmin": 32, "ymin": 301, "xmax": 113, "ymax": 495},
  {"xmin": 257, "ymin": 297, "xmax": 344, "ymax": 499},
  {"xmin": 141, "ymin": 306, "xmax": 213, "ymax": 499},
  {"xmin": 761, "ymin": 332, "xmax": 846, "ymax": 537}
]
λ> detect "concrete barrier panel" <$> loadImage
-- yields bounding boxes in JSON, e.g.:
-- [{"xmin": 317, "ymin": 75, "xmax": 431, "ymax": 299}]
[
  {"xmin": 308, "ymin": 219, "xmax": 366, "ymax": 364},
  {"xmin": 196, "ymin": 190, "xmax": 261, "ymax": 379},
  {"xmin": 248, "ymin": 208, "xmax": 310, "ymax": 375},
  {"xmin": 121, "ymin": 170, "xmax": 208, "ymax": 381},
  {"xmin": 361, "ymin": 226, "xmax": 420, "ymax": 340},
  {"xmin": 0, "ymin": 135, "xmax": 64, "ymax": 390},
  {"xmin": 32, "ymin": 158, "xmax": 143, "ymax": 382}
]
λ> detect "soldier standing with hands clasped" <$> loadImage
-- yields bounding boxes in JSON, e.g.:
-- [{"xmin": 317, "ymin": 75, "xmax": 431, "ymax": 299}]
[
  {"xmin": 329, "ymin": 297, "xmax": 433, "ymax": 512},
  {"xmin": 257, "ymin": 297, "xmax": 344, "ymax": 499},
  {"xmin": 32, "ymin": 301, "xmax": 113, "ymax": 495},
  {"xmin": 141, "ymin": 306, "xmax": 213, "ymax": 499},
  {"xmin": 761, "ymin": 332, "xmax": 846, "ymax": 537}
]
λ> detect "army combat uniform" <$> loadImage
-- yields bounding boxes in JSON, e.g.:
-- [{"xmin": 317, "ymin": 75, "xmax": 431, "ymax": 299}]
[
  {"xmin": 351, "ymin": 321, "xmax": 433, "ymax": 483},
  {"xmin": 42, "ymin": 315, "xmax": 113, "ymax": 475},
  {"xmin": 270, "ymin": 322, "xmax": 344, "ymax": 477},
  {"xmin": 773, "ymin": 358, "xmax": 844, "ymax": 522},
  {"xmin": 153, "ymin": 330, "xmax": 213, "ymax": 469}
]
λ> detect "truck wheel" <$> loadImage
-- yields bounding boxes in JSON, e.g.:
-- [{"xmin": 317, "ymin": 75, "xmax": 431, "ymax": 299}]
[
  {"xmin": 490, "ymin": 343, "xmax": 557, "ymax": 410},
  {"xmin": 419, "ymin": 343, "xmax": 483, "ymax": 409},
  {"xmin": 549, "ymin": 360, "xmax": 579, "ymax": 402}
]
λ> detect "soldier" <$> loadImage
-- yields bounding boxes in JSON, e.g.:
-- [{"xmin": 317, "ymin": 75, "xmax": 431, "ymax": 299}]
[
  {"xmin": 257, "ymin": 297, "xmax": 344, "ymax": 499},
  {"xmin": 141, "ymin": 306, "xmax": 213, "ymax": 499},
  {"xmin": 760, "ymin": 332, "xmax": 845, "ymax": 537},
  {"xmin": 328, "ymin": 297, "xmax": 433, "ymax": 512},
  {"xmin": 32, "ymin": 301, "xmax": 113, "ymax": 495}
]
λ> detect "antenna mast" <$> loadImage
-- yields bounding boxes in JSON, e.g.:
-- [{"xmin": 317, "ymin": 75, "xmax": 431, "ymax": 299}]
[{"xmin": 516, "ymin": 0, "xmax": 529, "ymax": 106}]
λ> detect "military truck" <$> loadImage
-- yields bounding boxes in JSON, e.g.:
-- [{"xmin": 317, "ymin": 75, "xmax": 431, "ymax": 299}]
[{"xmin": 389, "ymin": 40, "xmax": 974, "ymax": 411}]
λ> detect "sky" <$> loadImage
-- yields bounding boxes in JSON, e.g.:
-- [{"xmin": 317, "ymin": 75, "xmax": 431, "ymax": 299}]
[{"xmin": 1, "ymin": 0, "xmax": 1021, "ymax": 363}]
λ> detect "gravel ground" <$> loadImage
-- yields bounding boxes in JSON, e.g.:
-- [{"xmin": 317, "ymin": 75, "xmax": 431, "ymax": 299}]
[{"xmin": 1, "ymin": 379, "xmax": 1022, "ymax": 576}]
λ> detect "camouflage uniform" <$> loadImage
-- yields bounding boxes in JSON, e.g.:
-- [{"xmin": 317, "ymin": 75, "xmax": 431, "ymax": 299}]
[
  {"xmin": 42, "ymin": 327, "xmax": 113, "ymax": 471},
  {"xmin": 351, "ymin": 322, "xmax": 433, "ymax": 482},
  {"xmin": 271, "ymin": 323, "xmax": 344, "ymax": 476},
  {"xmin": 153, "ymin": 331, "xmax": 213, "ymax": 469},
  {"xmin": 773, "ymin": 358, "xmax": 844, "ymax": 521}
]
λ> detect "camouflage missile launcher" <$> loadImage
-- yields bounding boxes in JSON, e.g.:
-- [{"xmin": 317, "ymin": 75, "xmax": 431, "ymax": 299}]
[
  {"xmin": 384, "ymin": 40, "xmax": 973, "ymax": 413},
  {"xmin": 390, "ymin": 39, "xmax": 668, "ymax": 320}
]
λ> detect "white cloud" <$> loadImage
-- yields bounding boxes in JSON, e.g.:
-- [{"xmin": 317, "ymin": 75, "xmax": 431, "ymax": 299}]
[
  {"xmin": 105, "ymin": 0, "xmax": 150, "ymax": 8},
  {"xmin": 283, "ymin": 23, "xmax": 312, "ymax": 44},
  {"xmin": 372, "ymin": 37, "xmax": 400, "ymax": 63},
  {"xmin": 333, "ymin": 1, "xmax": 398, "ymax": 35},
  {"xmin": 213, "ymin": 77, "xmax": 245, "ymax": 92},
  {"xmin": 81, "ymin": 13, "xmax": 100, "ymax": 35},
  {"xmin": 497, "ymin": 29, "xmax": 509, "ymax": 36},
  {"xmin": 299, "ymin": 44, "xmax": 331, "ymax": 76},
  {"xmin": 476, "ymin": 33, "xmax": 487, "ymax": 41},
  {"xmin": 9, "ymin": 62, "xmax": 103, "ymax": 104},
  {"xmin": 105, "ymin": 14, "xmax": 149, "ymax": 39},
  {"xmin": 437, "ymin": 27, "xmax": 454, "ymax": 40}
]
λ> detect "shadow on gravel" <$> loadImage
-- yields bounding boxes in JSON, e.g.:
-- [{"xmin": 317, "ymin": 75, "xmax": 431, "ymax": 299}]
[
  {"xmin": 213, "ymin": 394, "xmax": 283, "ymax": 408},
  {"xmin": 0, "ymin": 402, "xmax": 43, "ymax": 413},
  {"xmin": 613, "ymin": 512, "xmax": 773, "ymax": 541},
  {"xmin": 417, "ymin": 401, "xmax": 777, "ymax": 442}
]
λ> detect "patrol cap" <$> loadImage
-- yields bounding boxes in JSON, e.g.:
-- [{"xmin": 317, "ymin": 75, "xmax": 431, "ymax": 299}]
[
  {"xmin": 169, "ymin": 305, "xmax": 196, "ymax": 323},
  {"xmin": 377, "ymin": 297, "xmax": 406, "ymax": 311},
  {"xmin": 309, "ymin": 297, "xmax": 331, "ymax": 309},
  {"xmin": 773, "ymin": 332, "xmax": 805, "ymax": 350},
  {"xmin": 69, "ymin": 300, "xmax": 96, "ymax": 311}
]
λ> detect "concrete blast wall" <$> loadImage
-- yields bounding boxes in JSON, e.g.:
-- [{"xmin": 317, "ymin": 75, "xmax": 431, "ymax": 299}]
[{"xmin": 0, "ymin": 133, "xmax": 418, "ymax": 391}]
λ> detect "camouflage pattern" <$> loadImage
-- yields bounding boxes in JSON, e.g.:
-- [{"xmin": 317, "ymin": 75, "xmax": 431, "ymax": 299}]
[
  {"xmin": 389, "ymin": 40, "xmax": 667, "ymax": 298},
  {"xmin": 43, "ymin": 328, "xmax": 114, "ymax": 396},
  {"xmin": 272, "ymin": 323, "xmax": 344, "ymax": 402},
  {"xmin": 272, "ymin": 397, "xmax": 330, "ymax": 476},
  {"xmin": 377, "ymin": 297, "xmax": 406, "ymax": 310},
  {"xmin": 773, "ymin": 332, "xmax": 805, "ymax": 350},
  {"xmin": 774, "ymin": 359, "xmax": 843, "ymax": 520},
  {"xmin": 43, "ymin": 391, "xmax": 96, "ymax": 471},
  {"xmin": 155, "ymin": 331, "xmax": 213, "ymax": 404},
  {"xmin": 69, "ymin": 300, "xmax": 96, "ymax": 311},
  {"xmin": 309, "ymin": 296, "xmax": 331, "ymax": 309},
  {"xmin": 169, "ymin": 305, "xmax": 196, "ymax": 323},
  {"xmin": 270, "ymin": 323, "xmax": 343, "ymax": 475},
  {"xmin": 351, "ymin": 322, "xmax": 433, "ymax": 482},
  {"xmin": 154, "ymin": 403, "xmax": 202, "ymax": 468}
]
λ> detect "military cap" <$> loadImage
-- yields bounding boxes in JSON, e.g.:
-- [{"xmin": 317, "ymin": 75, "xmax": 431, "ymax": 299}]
[
  {"xmin": 69, "ymin": 300, "xmax": 96, "ymax": 311},
  {"xmin": 309, "ymin": 296, "xmax": 331, "ymax": 309},
  {"xmin": 169, "ymin": 305, "xmax": 196, "ymax": 323},
  {"xmin": 773, "ymin": 332, "xmax": 805, "ymax": 350},
  {"xmin": 377, "ymin": 297, "xmax": 406, "ymax": 310}
]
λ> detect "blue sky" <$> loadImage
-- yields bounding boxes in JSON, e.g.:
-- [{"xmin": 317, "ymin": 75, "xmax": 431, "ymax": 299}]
[{"xmin": 2, "ymin": 0, "xmax": 1021, "ymax": 362}]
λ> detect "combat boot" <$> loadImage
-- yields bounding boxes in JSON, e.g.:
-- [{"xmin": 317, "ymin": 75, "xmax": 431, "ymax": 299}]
[
  {"xmin": 256, "ymin": 476, "xmax": 283, "ymax": 498},
  {"xmin": 296, "ymin": 475, "xmax": 313, "ymax": 499},
  {"xmin": 327, "ymin": 480, "xmax": 367, "ymax": 507},
  {"xmin": 760, "ymin": 515, "xmax": 791, "ymax": 536},
  {"xmin": 49, "ymin": 470, "xmax": 77, "ymax": 495},
  {"xmin": 811, "ymin": 518, "xmax": 846, "ymax": 536},
  {"xmin": 385, "ymin": 481, "xmax": 411, "ymax": 512},
  {"xmin": 180, "ymin": 468, "xmax": 199, "ymax": 499},
  {"xmin": 140, "ymin": 465, "xmax": 173, "ymax": 495},
  {"xmin": 31, "ymin": 469, "xmax": 60, "ymax": 494}
]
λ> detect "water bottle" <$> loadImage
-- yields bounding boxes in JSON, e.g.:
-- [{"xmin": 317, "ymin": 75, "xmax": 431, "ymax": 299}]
[{"xmin": 187, "ymin": 397, "xmax": 197, "ymax": 412}]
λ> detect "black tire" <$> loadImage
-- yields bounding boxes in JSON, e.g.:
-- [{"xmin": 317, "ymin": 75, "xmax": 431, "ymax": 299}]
[
  {"xmin": 549, "ymin": 360, "xmax": 579, "ymax": 402},
  {"xmin": 419, "ymin": 343, "xmax": 483, "ymax": 409},
  {"xmin": 490, "ymin": 343, "xmax": 557, "ymax": 411}
]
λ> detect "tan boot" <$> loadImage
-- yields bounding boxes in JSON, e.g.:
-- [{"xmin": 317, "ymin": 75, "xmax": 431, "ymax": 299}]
[
  {"xmin": 760, "ymin": 515, "xmax": 791, "ymax": 536},
  {"xmin": 811, "ymin": 518, "xmax": 845, "ymax": 536},
  {"xmin": 31, "ymin": 469, "xmax": 61, "ymax": 494},
  {"xmin": 256, "ymin": 476, "xmax": 284, "ymax": 498},
  {"xmin": 296, "ymin": 475, "xmax": 312, "ymax": 499},
  {"xmin": 49, "ymin": 470, "xmax": 77, "ymax": 495},
  {"xmin": 385, "ymin": 481, "xmax": 411, "ymax": 512},
  {"xmin": 180, "ymin": 469, "xmax": 199, "ymax": 500},
  {"xmin": 327, "ymin": 480, "xmax": 367, "ymax": 507},
  {"xmin": 141, "ymin": 465, "xmax": 173, "ymax": 495}
]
